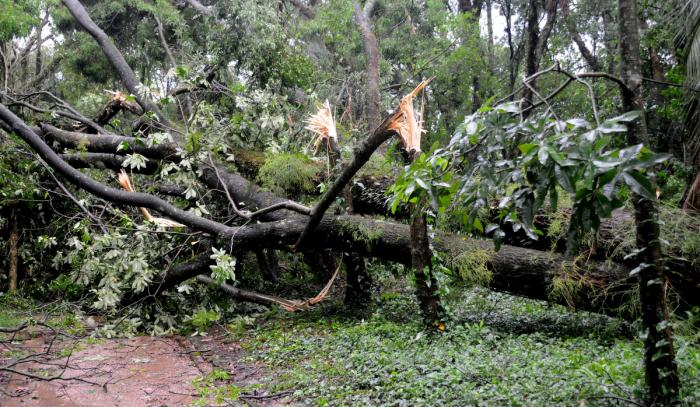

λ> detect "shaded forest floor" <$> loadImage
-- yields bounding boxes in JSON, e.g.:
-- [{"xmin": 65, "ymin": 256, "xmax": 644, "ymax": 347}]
[{"xmin": 1, "ymin": 278, "xmax": 700, "ymax": 406}]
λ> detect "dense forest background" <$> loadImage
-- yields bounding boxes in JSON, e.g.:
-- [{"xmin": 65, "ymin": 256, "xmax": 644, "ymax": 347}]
[{"xmin": 1, "ymin": 0, "xmax": 700, "ymax": 405}]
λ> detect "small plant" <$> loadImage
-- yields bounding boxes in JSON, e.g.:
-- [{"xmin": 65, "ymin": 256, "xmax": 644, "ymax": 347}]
[
  {"xmin": 186, "ymin": 308, "xmax": 220, "ymax": 336},
  {"xmin": 226, "ymin": 316, "xmax": 256, "ymax": 340},
  {"xmin": 192, "ymin": 368, "xmax": 241, "ymax": 406},
  {"xmin": 48, "ymin": 274, "xmax": 83, "ymax": 301}
]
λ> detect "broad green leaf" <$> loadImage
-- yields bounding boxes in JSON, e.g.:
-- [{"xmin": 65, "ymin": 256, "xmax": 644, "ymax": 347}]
[
  {"xmin": 518, "ymin": 143, "xmax": 537, "ymax": 155},
  {"xmin": 622, "ymin": 170, "xmax": 656, "ymax": 200}
]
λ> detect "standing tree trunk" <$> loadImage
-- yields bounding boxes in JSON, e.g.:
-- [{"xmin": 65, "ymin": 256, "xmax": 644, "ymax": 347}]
[
  {"xmin": 522, "ymin": 0, "xmax": 558, "ymax": 117},
  {"xmin": 486, "ymin": 0, "xmax": 495, "ymax": 72},
  {"xmin": 410, "ymin": 205, "xmax": 444, "ymax": 326},
  {"xmin": 344, "ymin": 255, "xmax": 373, "ymax": 307},
  {"xmin": 457, "ymin": 0, "xmax": 484, "ymax": 113},
  {"xmin": 8, "ymin": 210, "xmax": 19, "ymax": 291},
  {"xmin": 618, "ymin": 0, "xmax": 680, "ymax": 403},
  {"xmin": 354, "ymin": 0, "xmax": 381, "ymax": 130},
  {"xmin": 408, "ymin": 147, "xmax": 444, "ymax": 326}
]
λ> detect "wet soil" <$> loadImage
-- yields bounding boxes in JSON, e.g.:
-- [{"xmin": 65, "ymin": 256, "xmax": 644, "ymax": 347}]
[{"xmin": 0, "ymin": 326, "xmax": 289, "ymax": 406}]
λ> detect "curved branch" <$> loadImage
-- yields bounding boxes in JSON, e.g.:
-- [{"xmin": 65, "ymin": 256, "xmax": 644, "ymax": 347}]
[
  {"xmin": 41, "ymin": 124, "xmax": 180, "ymax": 160},
  {"xmin": 61, "ymin": 0, "xmax": 169, "ymax": 125},
  {"xmin": 0, "ymin": 103, "xmax": 232, "ymax": 237}
]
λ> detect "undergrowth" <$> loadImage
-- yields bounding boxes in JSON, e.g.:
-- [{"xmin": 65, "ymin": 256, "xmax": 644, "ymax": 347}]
[{"xmin": 237, "ymin": 285, "xmax": 700, "ymax": 406}]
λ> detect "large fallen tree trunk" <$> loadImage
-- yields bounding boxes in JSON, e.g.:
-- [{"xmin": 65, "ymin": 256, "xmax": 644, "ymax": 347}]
[
  {"xmin": 6, "ymin": 101, "xmax": 697, "ymax": 317},
  {"xmin": 9, "ymin": 91, "xmax": 700, "ymax": 320},
  {"xmin": 135, "ymin": 212, "xmax": 637, "ymax": 316}
]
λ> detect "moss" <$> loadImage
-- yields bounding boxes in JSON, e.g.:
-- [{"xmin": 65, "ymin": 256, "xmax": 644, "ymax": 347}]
[
  {"xmin": 448, "ymin": 248, "xmax": 493, "ymax": 286},
  {"xmin": 340, "ymin": 219, "xmax": 384, "ymax": 251},
  {"xmin": 548, "ymin": 259, "xmax": 594, "ymax": 307},
  {"xmin": 232, "ymin": 148, "xmax": 266, "ymax": 178},
  {"xmin": 256, "ymin": 152, "xmax": 320, "ymax": 198},
  {"xmin": 608, "ymin": 203, "xmax": 700, "ymax": 267}
]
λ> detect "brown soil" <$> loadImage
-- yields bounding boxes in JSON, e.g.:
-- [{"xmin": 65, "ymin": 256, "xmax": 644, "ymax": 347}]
[{"xmin": 0, "ymin": 326, "xmax": 289, "ymax": 407}]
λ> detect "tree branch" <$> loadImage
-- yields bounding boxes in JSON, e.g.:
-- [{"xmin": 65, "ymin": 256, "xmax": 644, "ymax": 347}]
[{"xmin": 61, "ymin": 0, "xmax": 170, "ymax": 126}]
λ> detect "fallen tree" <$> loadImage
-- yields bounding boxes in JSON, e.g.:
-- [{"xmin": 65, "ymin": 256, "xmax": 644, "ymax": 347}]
[
  {"xmin": 1, "ymin": 0, "xmax": 694, "ymax": 324},
  {"xmin": 3, "ymin": 101, "xmax": 673, "ymax": 320},
  {"xmin": 5, "ymin": 96, "xmax": 700, "ymax": 317}
]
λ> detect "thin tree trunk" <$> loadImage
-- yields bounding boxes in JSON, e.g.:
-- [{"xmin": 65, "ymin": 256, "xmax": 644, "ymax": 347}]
[
  {"xmin": 486, "ymin": 0, "xmax": 495, "ymax": 72},
  {"xmin": 618, "ymin": 0, "xmax": 680, "ymax": 403},
  {"xmin": 344, "ymin": 255, "xmax": 373, "ymax": 307},
  {"xmin": 410, "ymin": 207, "xmax": 444, "ymax": 326},
  {"xmin": 602, "ymin": 8, "xmax": 617, "ymax": 74},
  {"xmin": 8, "ymin": 210, "xmax": 19, "ymax": 291},
  {"xmin": 502, "ymin": 0, "xmax": 519, "ymax": 98},
  {"xmin": 408, "ymin": 147, "xmax": 444, "ymax": 326},
  {"xmin": 354, "ymin": 1, "xmax": 381, "ymax": 129},
  {"xmin": 34, "ymin": 41, "xmax": 42, "ymax": 77},
  {"xmin": 522, "ymin": 0, "xmax": 558, "ymax": 117},
  {"xmin": 457, "ymin": 1, "xmax": 484, "ymax": 113}
]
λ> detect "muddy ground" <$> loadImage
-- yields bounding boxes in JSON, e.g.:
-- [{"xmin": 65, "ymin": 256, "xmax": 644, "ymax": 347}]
[{"xmin": 0, "ymin": 325, "xmax": 289, "ymax": 406}]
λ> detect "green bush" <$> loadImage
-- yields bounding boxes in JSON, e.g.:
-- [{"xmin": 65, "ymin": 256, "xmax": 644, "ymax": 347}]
[{"xmin": 48, "ymin": 274, "xmax": 83, "ymax": 301}]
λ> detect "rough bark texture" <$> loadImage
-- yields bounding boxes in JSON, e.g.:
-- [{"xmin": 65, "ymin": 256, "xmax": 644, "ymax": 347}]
[
  {"xmin": 61, "ymin": 0, "xmax": 169, "ymax": 125},
  {"xmin": 522, "ymin": 0, "xmax": 558, "ymax": 117},
  {"xmin": 60, "ymin": 153, "xmax": 159, "ymax": 174},
  {"xmin": 354, "ymin": 1, "xmax": 381, "ymax": 130},
  {"xmin": 410, "ymin": 210, "xmax": 445, "ymax": 326},
  {"xmin": 618, "ymin": 0, "xmax": 680, "ymax": 403},
  {"xmin": 41, "ymin": 124, "xmax": 179, "ymax": 160},
  {"xmin": 8, "ymin": 211, "xmax": 19, "ymax": 292}
]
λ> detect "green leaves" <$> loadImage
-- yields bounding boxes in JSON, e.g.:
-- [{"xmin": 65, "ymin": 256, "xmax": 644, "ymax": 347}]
[
  {"xmin": 387, "ymin": 153, "xmax": 455, "ymax": 215},
  {"xmin": 209, "ymin": 247, "xmax": 237, "ymax": 284},
  {"xmin": 622, "ymin": 171, "xmax": 656, "ymax": 200},
  {"xmin": 401, "ymin": 107, "xmax": 669, "ymax": 252}
]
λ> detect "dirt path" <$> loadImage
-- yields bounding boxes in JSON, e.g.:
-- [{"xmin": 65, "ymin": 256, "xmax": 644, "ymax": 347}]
[{"xmin": 0, "ymin": 327, "xmax": 289, "ymax": 406}]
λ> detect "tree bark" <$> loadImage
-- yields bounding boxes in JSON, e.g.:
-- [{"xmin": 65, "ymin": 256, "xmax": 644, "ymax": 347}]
[
  {"xmin": 522, "ymin": 0, "xmax": 558, "ymax": 117},
  {"xmin": 61, "ymin": 0, "xmax": 170, "ymax": 126},
  {"xmin": 354, "ymin": 1, "xmax": 381, "ymax": 130},
  {"xmin": 344, "ymin": 255, "xmax": 373, "ymax": 307},
  {"xmin": 8, "ymin": 210, "xmax": 19, "ymax": 292},
  {"xmin": 3, "ymin": 99, "xmax": 689, "ymax": 321},
  {"xmin": 618, "ymin": 0, "xmax": 680, "ymax": 403},
  {"xmin": 486, "ymin": 0, "xmax": 495, "ymax": 71},
  {"xmin": 410, "ymin": 209, "xmax": 445, "ymax": 326}
]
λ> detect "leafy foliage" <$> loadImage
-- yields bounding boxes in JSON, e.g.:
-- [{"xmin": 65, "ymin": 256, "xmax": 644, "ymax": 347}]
[
  {"xmin": 239, "ymin": 287, "xmax": 700, "ymax": 405},
  {"xmin": 393, "ymin": 106, "xmax": 670, "ymax": 251}
]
